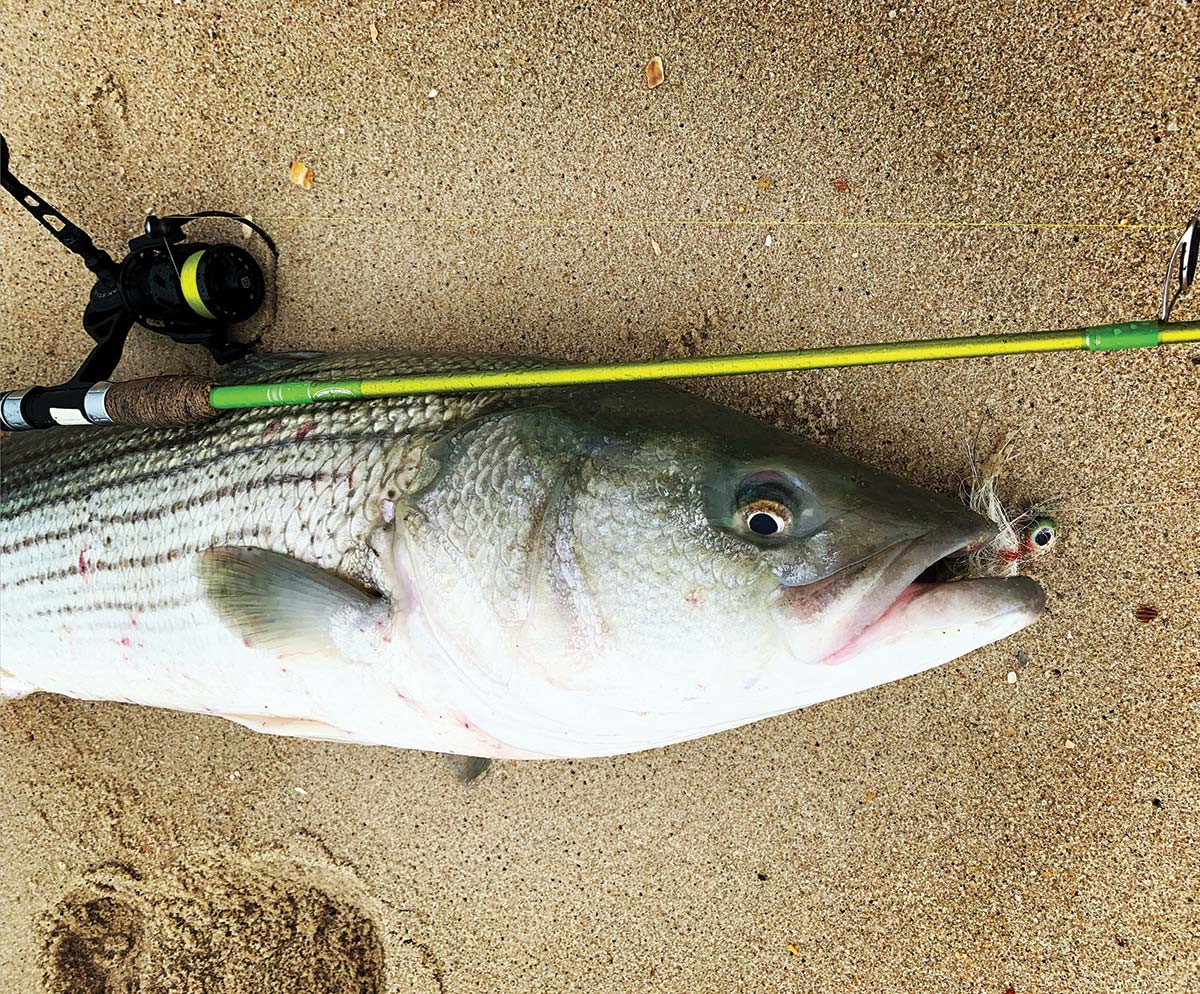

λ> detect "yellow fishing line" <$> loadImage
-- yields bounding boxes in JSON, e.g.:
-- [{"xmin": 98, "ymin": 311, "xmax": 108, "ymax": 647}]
[{"xmin": 255, "ymin": 214, "xmax": 1175, "ymax": 231}]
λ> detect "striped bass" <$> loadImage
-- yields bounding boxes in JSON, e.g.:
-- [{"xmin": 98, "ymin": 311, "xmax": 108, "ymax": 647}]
[{"xmin": 0, "ymin": 352, "xmax": 1044, "ymax": 759}]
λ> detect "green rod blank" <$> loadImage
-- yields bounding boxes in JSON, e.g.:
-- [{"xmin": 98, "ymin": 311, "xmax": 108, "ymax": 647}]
[{"xmin": 207, "ymin": 319, "xmax": 1200, "ymax": 411}]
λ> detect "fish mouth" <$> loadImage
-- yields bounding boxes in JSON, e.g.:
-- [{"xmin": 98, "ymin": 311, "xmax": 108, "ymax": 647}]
[{"xmin": 776, "ymin": 523, "xmax": 1046, "ymax": 673}]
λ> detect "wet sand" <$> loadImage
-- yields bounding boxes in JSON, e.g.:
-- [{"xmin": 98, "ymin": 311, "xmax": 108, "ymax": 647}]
[{"xmin": 1, "ymin": 2, "xmax": 1197, "ymax": 991}]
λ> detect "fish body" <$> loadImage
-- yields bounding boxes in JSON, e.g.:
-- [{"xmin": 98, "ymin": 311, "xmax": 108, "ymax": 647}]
[{"xmin": 0, "ymin": 353, "xmax": 1044, "ymax": 758}]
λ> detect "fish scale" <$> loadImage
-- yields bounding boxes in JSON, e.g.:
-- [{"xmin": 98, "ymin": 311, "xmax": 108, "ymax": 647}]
[
  {"xmin": 0, "ymin": 354, "xmax": 531, "ymax": 654},
  {"xmin": 0, "ymin": 351, "xmax": 1044, "ymax": 759}
]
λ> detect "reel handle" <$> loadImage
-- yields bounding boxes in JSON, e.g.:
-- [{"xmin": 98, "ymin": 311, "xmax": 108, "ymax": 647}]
[{"xmin": 0, "ymin": 132, "xmax": 118, "ymax": 279}]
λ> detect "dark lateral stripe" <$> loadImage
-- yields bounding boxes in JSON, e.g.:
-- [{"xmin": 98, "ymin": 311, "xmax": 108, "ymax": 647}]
[
  {"xmin": 3, "ymin": 524, "xmax": 271, "ymax": 590},
  {"xmin": 1, "ymin": 431, "xmax": 393, "ymax": 519},
  {"xmin": 0, "ymin": 416, "xmax": 270, "ymax": 492},
  {"xmin": 0, "ymin": 354, "xmax": 516, "ymax": 492},
  {"xmin": 0, "ymin": 397, "xmax": 380, "ymax": 493},
  {"xmin": 26, "ymin": 595, "xmax": 195, "ymax": 619},
  {"xmin": 0, "ymin": 381, "xmax": 397, "ymax": 490},
  {"xmin": 0, "ymin": 380, "xmax": 428, "ymax": 492},
  {"xmin": 0, "ymin": 472, "xmax": 337, "ymax": 555}
]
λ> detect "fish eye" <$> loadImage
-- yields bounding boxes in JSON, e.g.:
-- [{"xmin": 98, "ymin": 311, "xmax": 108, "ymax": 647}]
[
  {"xmin": 1024, "ymin": 517, "xmax": 1058, "ymax": 553},
  {"xmin": 742, "ymin": 499, "xmax": 792, "ymax": 537}
]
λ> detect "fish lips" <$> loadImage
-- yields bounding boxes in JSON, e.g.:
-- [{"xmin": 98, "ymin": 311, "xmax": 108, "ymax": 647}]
[{"xmin": 775, "ymin": 517, "xmax": 1046, "ymax": 670}]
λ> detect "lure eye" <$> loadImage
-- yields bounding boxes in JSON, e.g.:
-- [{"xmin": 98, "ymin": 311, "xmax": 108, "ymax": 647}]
[
  {"xmin": 742, "ymin": 499, "xmax": 792, "ymax": 537},
  {"xmin": 1024, "ymin": 517, "xmax": 1058, "ymax": 553}
]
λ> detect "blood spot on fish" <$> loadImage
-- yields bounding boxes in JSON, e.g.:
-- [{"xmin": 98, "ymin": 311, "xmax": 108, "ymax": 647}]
[
  {"xmin": 684, "ymin": 588, "xmax": 703, "ymax": 606},
  {"xmin": 347, "ymin": 471, "xmax": 355, "ymax": 489},
  {"xmin": 243, "ymin": 636, "xmax": 254, "ymax": 648},
  {"xmin": 78, "ymin": 549, "xmax": 90, "ymax": 581},
  {"xmin": 295, "ymin": 420, "xmax": 317, "ymax": 440},
  {"xmin": 263, "ymin": 420, "xmax": 280, "ymax": 438},
  {"xmin": 129, "ymin": 616, "xmax": 138, "ymax": 627},
  {"xmin": 119, "ymin": 637, "xmax": 132, "ymax": 648}
]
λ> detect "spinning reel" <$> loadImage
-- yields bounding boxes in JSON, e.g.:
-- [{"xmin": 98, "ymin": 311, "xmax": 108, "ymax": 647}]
[{"xmin": 0, "ymin": 131, "xmax": 276, "ymax": 430}]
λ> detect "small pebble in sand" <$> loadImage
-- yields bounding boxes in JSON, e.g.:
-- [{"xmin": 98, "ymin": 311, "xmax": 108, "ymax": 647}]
[
  {"xmin": 1064, "ymin": 740, "xmax": 1076, "ymax": 750},
  {"xmin": 1006, "ymin": 671, "xmax": 1018, "ymax": 684},
  {"xmin": 650, "ymin": 237, "xmax": 662, "ymax": 257},
  {"xmin": 646, "ymin": 56, "xmax": 665, "ymax": 89},
  {"xmin": 369, "ymin": 20, "xmax": 378, "ymax": 42},
  {"xmin": 288, "ymin": 160, "xmax": 313, "ymax": 190},
  {"xmin": 428, "ymin": 87, "xmax": 438, "ymax": 99},
  {"xmin": 294, "ymin": 786, "xmax": 308, "ymax": 796},
  {"xmin": 764, "ymin": 234, "xmax": 772, "ymax": 247},
  {"xmin": 786, "ymin": 943, "xmax": 800, "ymax": 956}
]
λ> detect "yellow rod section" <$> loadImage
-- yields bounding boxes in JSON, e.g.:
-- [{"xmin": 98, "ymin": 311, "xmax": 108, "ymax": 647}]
[
  {"xmin": 207, "ymin": 320, "xmax": 1200, "ymax": 410},
  {"xmin": 359, "ymin": 330, "xmax": 1086, "ymax": 396}
]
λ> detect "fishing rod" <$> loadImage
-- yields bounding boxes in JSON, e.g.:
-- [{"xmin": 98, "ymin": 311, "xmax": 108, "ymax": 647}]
[
  {"xmin": 0, "ymin": 131, "xmax": 276, "ymax": 430},
  {"xmin": 0, "ymin": 131, "xmax": 1196, "ymax": 430}
]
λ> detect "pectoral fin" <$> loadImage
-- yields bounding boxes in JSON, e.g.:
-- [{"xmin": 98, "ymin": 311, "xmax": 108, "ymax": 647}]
[
  {"xmin": 199, "ymin": 547, "xmax": 390, "ymax": 660},
  {"xmin": 441, "ymin": 754, "xmax": 494, "ymax": 783}
]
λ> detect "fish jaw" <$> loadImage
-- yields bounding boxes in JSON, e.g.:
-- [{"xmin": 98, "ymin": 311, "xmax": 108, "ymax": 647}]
[
  {"xmin": 798, "ymin": 575, "xmax": 1044, "ymax": 703},
  {"xmin": 775, "ymin": 517, "xmax": 1046, "ymax": 706},
  {"xmin": 772, "ymin": 503, "xmax": 1000, "ymax": 660}
]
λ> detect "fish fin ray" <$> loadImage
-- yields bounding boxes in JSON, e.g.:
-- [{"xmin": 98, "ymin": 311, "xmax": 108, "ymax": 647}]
[
  {"xmin": 218, "ymin": 712, "xmax": 360, "ymax": 741},
  {"xmin": 440, "ymin": 754, "xmax": 494, "ymax": 783},
  {"xmin": 199, "ymin": 547, "xmax": 388, "ymax": 659}
]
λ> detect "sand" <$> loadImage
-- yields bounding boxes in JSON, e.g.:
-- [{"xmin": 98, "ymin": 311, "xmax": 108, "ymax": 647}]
[{"xmin": 1, "ymin": 1, "xmax": 1197, "ymax": 991}]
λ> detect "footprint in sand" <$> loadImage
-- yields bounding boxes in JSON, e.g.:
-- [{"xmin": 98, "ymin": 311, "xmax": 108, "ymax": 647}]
[
  {"xmin": 79, "ymin": 71, "xmax": 128, "ymax": 153},
  {"xmin": 44, "ymin": 888, "xmax": 143, "ymax": 994},
  {"xmin": 42, "ymin": 859, "xmax": 388, "ymax": 994}
]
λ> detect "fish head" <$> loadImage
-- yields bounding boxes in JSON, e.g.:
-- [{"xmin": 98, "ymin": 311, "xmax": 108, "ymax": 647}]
[{"xmin": 393, "ymin": 383, "xmax": 1045, "ymax": 756}]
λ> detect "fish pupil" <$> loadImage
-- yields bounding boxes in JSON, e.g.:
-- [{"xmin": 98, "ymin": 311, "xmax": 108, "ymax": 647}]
[
  {"xmin": 748, "ymin": 512, "xmax": 780, "ymax": 536},
  {"xmin": 1033, "ymin": 527, "xmax": 1053, "ymax": 546}
]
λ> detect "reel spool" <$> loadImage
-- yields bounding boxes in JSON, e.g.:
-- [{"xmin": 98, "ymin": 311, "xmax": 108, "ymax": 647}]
[
  {"xmin": 0, "ymin": 132, "xmax": 277, "ymax": 430},
  {"xmin": 118, "ymin": 213, "xmax": 270, "ymax": 342}
]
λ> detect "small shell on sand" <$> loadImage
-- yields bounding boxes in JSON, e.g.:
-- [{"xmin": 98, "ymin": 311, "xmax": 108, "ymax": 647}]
[
  {"xmin": 646, "ymin": 56, "xmax": 665, "ymax": 89},
  {"xmin": 289, "ymin": 160, "xmax": 314, "ymax": 190}
]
